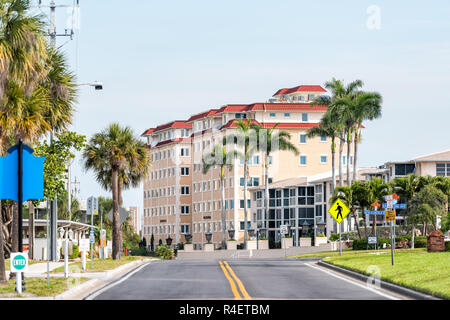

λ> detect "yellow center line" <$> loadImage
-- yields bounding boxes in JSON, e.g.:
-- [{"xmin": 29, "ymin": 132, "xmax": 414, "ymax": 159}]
[
  {"xmin": 223, "ymin": 261, "xmax": 252, "ymax": 300},
  {"xmin": 219, "ymin": 260, "xmax": 242, "ymax": 300}
]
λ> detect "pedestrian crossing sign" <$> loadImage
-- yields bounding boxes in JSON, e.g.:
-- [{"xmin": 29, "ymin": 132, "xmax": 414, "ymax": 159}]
[{"xmin": 328, "ymin": 199, "xmax": 350, "ymax": 224}]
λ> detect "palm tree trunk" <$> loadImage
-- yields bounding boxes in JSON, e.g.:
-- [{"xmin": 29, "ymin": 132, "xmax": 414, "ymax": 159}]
[
  {"xmin": 28, "ymin": 201, "xmax": 34, "ymax": 259},
  {"xmin": 353, "ymin": 128, "xmax": 359, "ymax": 182},
  {"xmin": 111, "ymin": 168, "xmax": 121, "ymax": 260},
  {"xmin": 352, "ymin": 207, "xmax": 362, "ymax": 239},
  {"xmin": 264, "ymin": 156, "xmax": 270, "ymax": 243},
  {"xmin": 331, "ymin": 138, "xmax": 336, "ymax": 193},
  {"xmin": 338, "ymin": 133, "xmax": 344, "ymax": 187},
  {"xmin": 243, "ymin": 160, "xmax": 248, "ymax": 249},
  {"xmin": 220, "ymin": 174, "xmax": 226, "ymax": 249},
  {"xmin": 362, "ymin": 207, "xmax": 368, "ymax": 238},
  {"xmin": 346, "ymin": 129, "xmax": 351, "ymax": 186},
  {"xmin": 0, "ymin": 201, "xmax": 7, "ymax": 283}
]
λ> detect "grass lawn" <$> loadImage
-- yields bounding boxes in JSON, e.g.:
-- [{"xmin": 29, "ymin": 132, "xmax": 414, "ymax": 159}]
[
  {"xmin": 51, "ymin": 256, "xmax": 153, "ymax": 273},
  {"xmin": 322, "ymin": 249, "xmax": 450, "ymax": 299},
  {"xmin": 0, "ymin": 277, "xmax": 89, "ymax": 297},
  {"xmin": 290, "ymin": 248, "xmax": 426, "ymax": 259}
]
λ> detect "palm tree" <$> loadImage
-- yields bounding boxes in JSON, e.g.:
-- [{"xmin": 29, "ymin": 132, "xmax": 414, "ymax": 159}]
[
  {"xmin": 251, "ymin": 123, "xmax": 299, "ymax": 240},
  {"xmin": 335, "ymin": 92, "xmax": 382, "ymax": 182},
  {"xmin": 314, "ymin": 78, "xmax": 363, "ymax": 186},
  {"xmin": 83, "ymin": 123, "xmax": 150, "ymax": 259},
  {"xmin": 307, "ymin": 112, "xmax": 339, "ymax": 193},
  {"xmin": 202, "ymin": 143, "xmax": 241, "ymax": 249},
  {"xmin": 228, "ymin": 119, "xmax": 258, "ymax": 249}
]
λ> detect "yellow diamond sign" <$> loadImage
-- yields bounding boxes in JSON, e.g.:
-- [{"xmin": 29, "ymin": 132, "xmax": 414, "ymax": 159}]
[{"xmin": 328, "ymin": 199, "xmax": 350, "ymax": 224}]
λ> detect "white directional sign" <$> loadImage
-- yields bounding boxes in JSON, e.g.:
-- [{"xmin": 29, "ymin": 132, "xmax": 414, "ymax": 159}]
[
  {"xmin": 10, "ymin": 252, "xmax": 28, "ymax": 273},
  {"xmin": 368, "ymin": 237, "xmax": 377, "ymax": 244},
  {"xmin": 89, "ymin": 230, "xmax": 95, "ymax": 244},
  {"xmin": 79, "ymin": 238, "xmax": 90, "ymax": 252},
  {"xmin": 87, "ymin": 196, "xmax": 98, "ymax": 215}
]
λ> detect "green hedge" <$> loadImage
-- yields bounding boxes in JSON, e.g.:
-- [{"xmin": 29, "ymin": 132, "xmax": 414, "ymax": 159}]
[
  {"xmin": 352, "ymin": 238, "xmax": 390, "ymax": 250},
  {"xmin": 445, "ymin": 241, "xmax": 450, "ymax": 252}
]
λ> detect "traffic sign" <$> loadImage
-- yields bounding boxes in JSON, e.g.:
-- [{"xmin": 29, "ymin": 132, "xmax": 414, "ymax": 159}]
[
  {"xmin": 368, "ymin": 237, "xmax": 377, "ymax": 244},
  {"xmin": 382, "ymin": 203, "xmax": 406, "ymax": 209},
  {"xmin": 10, "ymin": 252, "xmax": 28, "ymax": 273},
  {"xmin": 89, "ymin": 230, "xmax": 95, "ymax": 244},
  {"xmin": 328, "ymin": 199, "xmax": 350, "ymax": 224},
  {"xmin": 100, "ymin": 229, "xmax": 107, "ymax": 247},
  {"xmin": 371, "ymin": 201, "xmax": 381, "ymax": 208},
  {"xmin": 79, "ymin": 238, "xmax": 90, "ymax": 252},
  {"xmin": 364, "ymin": 210, "xmax": 385, "ymax": 215},
  {"xmin": 87, "ymin": 196, "xmax": 98, "ymax": 215},
  {"xmin": 385, "ymin": 210, "xmax": 396, "ymax": 221}
]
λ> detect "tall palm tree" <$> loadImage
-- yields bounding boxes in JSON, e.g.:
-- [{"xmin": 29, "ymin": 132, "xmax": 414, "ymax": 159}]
[
  {"xmin": 307, "ymin": 112, "xmax": 339, "ymax": 193},
  {"xmin": 251, "ymin": 123, "xmax": 299, "ymax": 240},
  {"xmin": 333, "ymin": 92, "xmax": 382, "ymax": 182},
  {"xmin": 202, "ymin": 144, "xmax": 241, "ymax": 249},
  {"xmin": 313, "ymin": 78, "xmax": 363, "ymax": 186},
  {"xmin": 228, "ymin": 119, "xmax": 258, "ymax": 249},
  {"xmin": 83, "ymin": 123, "xmax": 150, "ymax": 260}
]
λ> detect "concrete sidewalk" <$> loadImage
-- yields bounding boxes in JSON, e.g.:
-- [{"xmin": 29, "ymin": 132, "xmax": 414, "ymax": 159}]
[{"xmin": 6, "ymin": 261, "xmax": 68, "ymax": 278}]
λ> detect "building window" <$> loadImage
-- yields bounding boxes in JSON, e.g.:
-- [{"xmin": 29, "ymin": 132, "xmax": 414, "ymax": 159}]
[
  {"xmin": 320, "ymin": 155, "xmax": 327, "ymax": 163},
  {"xmin": 320, "ymin": 135, "xmax": 327, "ymax": 142},
  {"xmin": 302, "ymin": 113, "xmax": 308, "ymax": 122},
  {"xmin": 269, "ymin": 113, "xmax": 276, "ymax": 117},
  {"xmin": 181, "ymin": 206, "xmax": 190, "ymax": 214},
  {"xmin": 180, "ymin": 224, "xmax": 190, "ymax": 234},
  {"xmin": 300, "ymin": 155, "xmax": 307, "ymax": 165},
  {"xmin": 248, "ymin": 155, "xmax": 259, "ymax": 165},
  {"xmin": 298, "ymin": 186, "xmax": 315, "ymax": 205},
  {"xmin": 284, "ymin": 113, "xmax": 290, "ymax": 117},
  {"xmin": 436, "ymin": 163, "xmax": 450, "ymax": 176},
  {"xmin": 394, "ymin": 163, "xmax": 415, "ymax": 176},
  {"xmin": 300, "ymin": 134, "xmax": 306, "ymax": 144},
  {"xmin": 181, "ymin": 167, "xmax": 190, "ymax": 176},
  {"xmin": 180, "ymin": 148, "xmax": 190, "ymax": 157},
  {"xmin": 181, "ymin": 186, "xmax": 190, "ymax": 195},
  {"xmin": 240, "ymin": 221, "xmax": 251, "ymax": 230}
]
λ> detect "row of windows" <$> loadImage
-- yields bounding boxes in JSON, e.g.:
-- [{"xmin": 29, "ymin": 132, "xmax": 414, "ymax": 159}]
[
  {"xmin": 150, "ymin": 167, "xmax": 191, "ymax": 180},
  {"xmin": 144, "ymin": 186, "xmax": 190, "ymax": 199},
  {"xmin": 269, "ymin": 112, "xmax": 309, "ymax": 122},
  {"xmin": 299, "ymin": 133, "xmax": 326, "ymax": 143},
  {"xmin": 143, "ymin": 205, "xmax": 191, "ymax": 217},
  {"xmin": 436, "ymin": 163, "xmax": 450, "ymax": 176},
  {"xmin": 143, "ymin": 224, "xmax": 191, "ymax": 236},
  {"xmin": 192, "ymin": 199, "xmax": 235, "ymax": 212}
]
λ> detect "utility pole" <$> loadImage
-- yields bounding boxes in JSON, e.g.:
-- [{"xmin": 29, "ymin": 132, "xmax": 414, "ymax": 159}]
[{"xmin": 36, "ymin": 0, "xmax": 79, "ymax": 261}]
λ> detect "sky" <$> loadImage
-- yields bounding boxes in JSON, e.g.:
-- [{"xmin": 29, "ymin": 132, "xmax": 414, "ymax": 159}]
[{"xmin": 34, "ymin": 0, "xmax": 450, "ymax": 210}]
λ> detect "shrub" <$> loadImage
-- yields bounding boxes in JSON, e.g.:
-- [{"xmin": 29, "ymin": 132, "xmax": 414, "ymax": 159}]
[
  {"xmin": 352, "ymin": 238, "xmax": 390, "ymax": 250},
  {"xmin": 259, "ymin": 237, "xmax": 268, "ymax": 240},
  {"xmin": 155, "ymin": 245, "xmax": 174, "ymax": 259},
  {"xmin": 316, "ymin": 234, "xmax": 326, "ymax": 237},
  {"xmin": 176, "ymin": 243, "xmax": 184, "ymax": 250},
  {"xmin": 69, "ymin": 244, "xmax": 80, "ymax": 259},
  {"xmin": 414, "ymin": 236, "xmax": 427, "ymax": 248},
  {"xmin": 329, "ymin": 233, "xmax": 339, "ymax": 241},
  {"xmin": 445, "ymin": 241, "xmax": 450, "ymax": 252},
  {"xmin": 129, "ymin": 247, "xmax": 148, "ymax": 256}
]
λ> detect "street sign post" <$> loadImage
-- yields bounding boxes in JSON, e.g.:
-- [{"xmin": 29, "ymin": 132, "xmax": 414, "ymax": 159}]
[
  {"xmin": 328, "ymin": 199, "xmax": 350, "ymax": 256},
  {"xmin": 11, "ymin": 252, "xmax": 28, "ymax": 294},
  {"xmin": 384, "ymin": 194, "xmax": 398, "ymax": 265}
]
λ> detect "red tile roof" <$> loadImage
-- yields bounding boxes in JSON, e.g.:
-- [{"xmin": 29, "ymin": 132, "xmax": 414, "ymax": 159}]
[
  {"xmin": 273, "ymin": 85, "xmax": 326, "ymax": 96},
  {"xmin": 141, "ymin": 128, "xmax": 155, "ymax": 136},
  {"xmin": 154, "ymin": 138, "xmax": 191, "ymax": 148},
  {"xmin": 153, "ymin": 121, "xmax": 192, "ymax": 134},
  {"xmin": 216, "ymin": 104, "xmax": 249, "ymax": 114},
  {"xmin": 187, "ymin": 109, "xmax": 221, "ymax": 122},
  {"xmin": 246, "ymin": 103, "xmax": 327, "ymax": 112},
  {"xmin": 220, "ymin": 119, "xmax": 320, "ymax": 130}
]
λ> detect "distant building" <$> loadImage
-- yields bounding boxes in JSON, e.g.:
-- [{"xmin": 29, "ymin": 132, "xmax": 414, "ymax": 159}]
[{"xmin": 128, "ymin": 206, "xmax": 141, "ymax": 235}]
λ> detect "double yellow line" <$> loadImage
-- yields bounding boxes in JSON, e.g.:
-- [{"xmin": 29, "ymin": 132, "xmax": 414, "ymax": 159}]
[{"xmin": 219, "ymin": 260, "xmax": 251, "ymax": 300}]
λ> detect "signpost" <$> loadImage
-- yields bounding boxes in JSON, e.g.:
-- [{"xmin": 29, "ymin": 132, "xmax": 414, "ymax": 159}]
[
  {"xmin": 10, "ymin": 253, "xmax": 28, "ymax": 294},
  {"xmin": 384, "ymin": 194, "xmax": 398, "ymax": 265},
  {"xmin": 79, "ymin": 238, "xmax": 89, "ymax": 271},
  {"xmin": 87, "ymin": 196, "xmax": 98, "ymax": 269},
  {"xmin": 328, "ymin": 199, "xmax": 350, "ymax": 256}
]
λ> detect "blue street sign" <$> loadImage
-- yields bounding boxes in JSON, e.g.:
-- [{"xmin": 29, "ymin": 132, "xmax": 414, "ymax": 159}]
[
  {"xmin": 382, "ymin": 203, "xmax": 407, "ymax": 209},
  {"xmin": 364, "ymin": 210, "xmax": 386, "ymax": 215},
  {"xmin": 0, "ymin": 144, "xmax": 45, "ymax": 201}
]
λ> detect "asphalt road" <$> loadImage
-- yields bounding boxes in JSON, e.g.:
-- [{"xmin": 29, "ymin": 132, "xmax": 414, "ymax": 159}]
[{"xmin": 88, "ymin": 259, "xmax": 401, "ymax": 300}]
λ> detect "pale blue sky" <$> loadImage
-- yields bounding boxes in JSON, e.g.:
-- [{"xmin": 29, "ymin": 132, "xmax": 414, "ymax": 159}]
[{"xmin": 38, "ymin": 0, "xmax": 450, "ymax": 208}]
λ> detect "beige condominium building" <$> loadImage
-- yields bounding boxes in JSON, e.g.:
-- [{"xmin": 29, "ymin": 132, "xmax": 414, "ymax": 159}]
[{"xmin": 141, "ymin": 85, "xmax": 356, "ymax": 249}]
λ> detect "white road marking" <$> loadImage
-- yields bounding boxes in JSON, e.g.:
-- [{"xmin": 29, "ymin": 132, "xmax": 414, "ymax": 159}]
[
  {"xmin": 85, "ymin": 261, "xmax": 153, "ymax": 300},
  {"xmin": 305, "ymin": 263, "xmax": 400, "ymax": 300}
]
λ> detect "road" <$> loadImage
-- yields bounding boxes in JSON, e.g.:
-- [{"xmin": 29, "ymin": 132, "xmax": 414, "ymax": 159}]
[{"xmin": 88, "ymin": 259, "xmax": 402, "ymax": 300}]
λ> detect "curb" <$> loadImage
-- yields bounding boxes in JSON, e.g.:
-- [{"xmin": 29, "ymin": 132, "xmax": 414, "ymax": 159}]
[
  {"xmin": 55, "ymin": 258, "xmax": 155, "ymax": 300},
  {"xmin": 317, "ymin": 261, "xmax": 442, "ymax": 300}
]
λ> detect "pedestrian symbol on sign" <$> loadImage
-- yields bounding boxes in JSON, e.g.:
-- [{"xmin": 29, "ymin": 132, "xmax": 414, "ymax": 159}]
[{"xmin": 336, "ymin": 203, "xmax": 343, "ymax": 220}]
